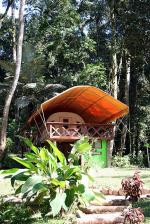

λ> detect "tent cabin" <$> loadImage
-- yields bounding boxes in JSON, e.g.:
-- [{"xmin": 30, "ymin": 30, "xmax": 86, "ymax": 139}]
[{"xmin": 27, "ymin": 85, "xmax": 129, "ymax": 167}]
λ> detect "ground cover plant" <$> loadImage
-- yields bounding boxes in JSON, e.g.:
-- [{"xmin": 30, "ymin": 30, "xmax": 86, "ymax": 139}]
[
  {"xmin": 121, "ymin": 172, "xmax": 146, "ymax": 224},
  {"xmin": 0, "ymin": 200, "xmax": 32, "ymax": 224},
  {"xmin": 121, "ymin": 172, "xmax": 144, "ymax": 202},
  {"xmin": 123, "ymin": 207, "xmax": 144, "ymax": 224},
  {"xmin": 0, "ymin": 138, "xmax": 101, "ymax": 220}
]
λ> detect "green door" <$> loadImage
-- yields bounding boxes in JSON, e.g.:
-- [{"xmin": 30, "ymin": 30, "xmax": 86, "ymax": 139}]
[{"xmin": 91, "ymin": 140, "xmax": 107, "ymax": 168}]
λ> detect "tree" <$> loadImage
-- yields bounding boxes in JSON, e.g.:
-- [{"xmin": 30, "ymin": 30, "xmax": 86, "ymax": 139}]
[
  {"xmin": 0, "ymin": 0, "xmax": 26, "ymax": 161},
  {"xmin": 0, "ymin": 0, "xmax": 149, "ymax": 164},
  {"xmin": 0, "ymin": 0, "xmax": 14, "ymax": 23},
  {"xmin": 11, "ymin": 0, "xmax": 17, "ymax": 62}
]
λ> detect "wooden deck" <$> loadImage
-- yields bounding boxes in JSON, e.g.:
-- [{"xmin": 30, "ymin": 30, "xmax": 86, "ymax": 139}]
[{"xmin": 39, "ymin": 122, "xmax": 115, "ymax": 142}]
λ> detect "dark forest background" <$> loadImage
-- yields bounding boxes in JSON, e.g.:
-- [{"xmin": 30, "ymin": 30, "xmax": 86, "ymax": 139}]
[{"xmin": 0, "ymin": 0, "xmax": 149, "ymax": 165}]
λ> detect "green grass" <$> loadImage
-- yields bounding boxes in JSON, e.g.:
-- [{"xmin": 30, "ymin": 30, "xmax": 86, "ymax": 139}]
[
  {"xmin": 1, "ymin": 167, "xmax": 149, "ymax": 197},
  {"xmin": 89, "ymin": 167, "xmax": 150, "ymax": 189},
  {"xmin": 32, "ymin": 219, "xmax": 64, "ymax": 224},
  {"xmin": 0, "ymin": 175, "xmax": 14, "ymax": 196}
]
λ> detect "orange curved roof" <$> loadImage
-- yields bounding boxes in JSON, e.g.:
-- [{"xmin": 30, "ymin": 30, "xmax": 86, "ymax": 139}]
[{"xmin": 28, "ymin": 85, "xmax": 129, "ymax": 125}]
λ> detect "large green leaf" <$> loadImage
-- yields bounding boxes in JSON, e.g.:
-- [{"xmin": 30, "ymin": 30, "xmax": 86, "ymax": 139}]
[
  {"xmin": 76, "ymin": 184, "xmax": 85, "ymax": 194},
  {"xmin": 25, "ymin": 152, "xmax": 39, "ymax": 163},
  {"xmin": 65, "ymin": 188, "xmax": 75, "ymax": 207},
  {"xmin": 72, "ymin": 138, "xmax": 91, "ymax": 154},
  {"xmin": 64, "ymin": 167, "xmax": 80, "ymax": 179},
  {"xmin": 11, "ymin": 169, "xmax": 29, "ymax": 187},
  {"xmin": 15, "ymin": 184, "xmax": 23, "ymax": 195},
  {"xmin": 0, "ymin": 168, "xmax": 19, "ymax": 175},
  {"xmin": 12, "ymin": 156, "xmax": 37, "ymax": 171},
  {"xmin": 21, "ymin": 175, "xmax": 43, "ymax": 194},
  {"xmin": 50, "ymin": 192, "xmax": 67, "ymax": 217},
  {"xmin": 23, "ymin": 138, "xmax": 39, "ymax": 154},
  {"xmin": 47, "ymin": 140, "xmax": 66, "ymax": 166},
  {"xmin": 51, "ymin": 179, "xmax": 66, "ymax": 188},
  {"xmin": 48, "ymin": 153, "xmax": 57, "ymax": 174},
  {"xmin": 32, "ymin": 182, "xmax": 48, "ymax": 193},
  {"xmin": 39, "ymin": 147, "xmax": 49, "ymax": 161}
]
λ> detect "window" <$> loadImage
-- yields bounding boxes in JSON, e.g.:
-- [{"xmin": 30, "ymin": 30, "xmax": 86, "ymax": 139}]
[
  {"xmin": 63, "ymin": 118, "xmax": 69, "ymax": 129},
  {"xmin": 76, "ymin": 121, "xmax": 81, "ymax": 129}
]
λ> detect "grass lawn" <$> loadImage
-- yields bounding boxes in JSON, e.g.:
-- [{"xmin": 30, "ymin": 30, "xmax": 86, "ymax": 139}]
[
  {"xmin": 0, "ymin": 175, "xmax": 14, "ymax": 196},
  {"xmin": 89, "ymin": 167, "xmax": 150, "ymax": 189},
  {"xmin": 0, "ymin": 167, "xmax": 150, "ymax": 223},
  {"xmin": 32, "ymin": 219, "xmax": 64, "ymax": 224}
]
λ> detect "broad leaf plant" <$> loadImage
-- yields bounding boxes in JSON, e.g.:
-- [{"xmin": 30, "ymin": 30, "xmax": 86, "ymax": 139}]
[{"xmin": 1, "ymin": 138, "xmax": 102, "ymax": 216}]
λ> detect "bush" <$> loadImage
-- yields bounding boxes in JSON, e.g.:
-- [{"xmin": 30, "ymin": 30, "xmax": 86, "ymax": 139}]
[
  {"xmin": 0, "ymin": 201, "xmax": 32, "ymax": 224},
  {"xmin": 123, "ymin": 207, "xmax": 144, "ymax": 224},
  {"xmin": 1, "ymin": 138, "xmax": 101, "ymax": 217},
  {"xmin": 112, "ymin": 155, "xmax": 131, "ymax": 168},
  {"xmin": 121, "ymin": 172, "xmax": 143, "ymax": 202},
  {"xmin": 130, "ymin": 152, "xmax": 145, "ymax": 168}
]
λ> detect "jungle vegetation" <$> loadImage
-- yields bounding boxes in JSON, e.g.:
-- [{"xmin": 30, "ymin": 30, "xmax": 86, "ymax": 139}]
[{"xmin": 0, "ymin": 0, "xmax": 149, "ymax": 165}]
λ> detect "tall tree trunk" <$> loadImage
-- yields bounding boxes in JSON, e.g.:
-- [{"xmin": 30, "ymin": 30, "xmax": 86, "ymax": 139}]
[
  {"xmin": 0, "ymin": 0, "xmax": 26, "ymax": 161},
  {"xmin": 11, "ymin": 0, "xmax": 17, "ymax": 62},
  {"xmin": 110, "ymin": 1, "xmax": 118, "ymax": 99},
  {"xmin": 120, "ymin": 52, "xmax": 131, "ymax": 152},
  {"xmin": 108, "ymin": 0, "xmax": 118, "ymax": 166}
]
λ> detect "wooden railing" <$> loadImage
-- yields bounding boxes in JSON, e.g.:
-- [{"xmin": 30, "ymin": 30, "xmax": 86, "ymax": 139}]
[{"xmin": 39, "ymin": 122, "xmax": 115, "ymax": 142}]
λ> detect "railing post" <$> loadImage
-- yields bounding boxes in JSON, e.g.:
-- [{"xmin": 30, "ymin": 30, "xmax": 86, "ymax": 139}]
[{"xmin": 50, "ymin": 124, "xmax": 52, "ymax": 138}]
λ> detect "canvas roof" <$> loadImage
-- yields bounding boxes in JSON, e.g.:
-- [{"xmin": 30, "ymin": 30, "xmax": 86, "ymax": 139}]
[{"xmin": 28, "ymin": 85, "xmax": 129, "ymax": 125}]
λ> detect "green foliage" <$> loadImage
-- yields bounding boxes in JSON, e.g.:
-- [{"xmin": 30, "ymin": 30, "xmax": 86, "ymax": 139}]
[
  {"xmin": 112, "ymin": 155, "xmax": 131, "ymax": 168},
  {"xmin": 0, "ymin": 17, "xmax": 13, "ymax": 61},
  {"xmin": 76, "ymin": 63, "xmax": 106, "ymax": 89},
  {"xmin": 0, "ymin": 201, "xmax": 32, "ymax": 224},
  {"xmin": 26, "ymin": 0, "xmax": 98, "ymax": 86},
  {"xmin": 0, "ymin": 0, "xmax": 149, "ymax": 163},
  {"xmin": 1, "ymin": 138, "xmax": 98, "ymax": 217},
  {"xmin": 129, "ymin": 152, "xmax": 145, "ymax": 168}
]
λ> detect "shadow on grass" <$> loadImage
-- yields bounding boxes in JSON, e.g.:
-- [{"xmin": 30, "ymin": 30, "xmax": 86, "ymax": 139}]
[
  {"xmin": 140, "ymin": 175, "xmax": 150, "ymax": 179},
  {"xmin": 97, "ymin": 175, "xmax": 150, "ymax": 179},
  {"xmin": 96, "ymin": 176, "xmax": 132, "ymax": 178},
  {"xmin": 0, "ymin": 201, "xmax": 65, "ymax": 224}
]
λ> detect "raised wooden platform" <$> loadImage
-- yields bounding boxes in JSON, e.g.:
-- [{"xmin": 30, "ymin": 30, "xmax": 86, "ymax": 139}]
[{"xmin": 39, "ymin": 122, "xmax": 115, "ymax": 142}]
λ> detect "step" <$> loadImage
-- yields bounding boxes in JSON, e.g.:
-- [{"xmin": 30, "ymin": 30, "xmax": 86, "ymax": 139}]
[
  {"xmin": 100, "ymin": 188, "xmax": 150, "ymax": 196},
  {"xmin": 76, "ymin": 212, "xmax": 124, "ymax": 224},
  {"xmin": 79, "ymin": 205, "xmax": 127, "ymax": 214},
  {"xmin": 91, "ymin": 199, "xmax": 130, "ymax": 206}
]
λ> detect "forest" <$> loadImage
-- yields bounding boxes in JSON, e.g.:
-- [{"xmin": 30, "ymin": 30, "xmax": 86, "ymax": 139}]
[{"xmin": 0, "ymin": 0, "xmax": 150, "ymax": 166}]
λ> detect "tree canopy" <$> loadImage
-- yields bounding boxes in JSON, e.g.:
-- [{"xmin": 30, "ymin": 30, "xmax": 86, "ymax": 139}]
[{"xmin": 0, "ymin": 0, "xmax": 149, "ymax": 163}]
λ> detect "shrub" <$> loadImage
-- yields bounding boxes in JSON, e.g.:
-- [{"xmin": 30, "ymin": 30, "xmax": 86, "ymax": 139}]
[
  {"xmin": 1, "ymin": 138, "xmax": 101, "ymax": 217},
  {"xmin": 123, "ymin": 207, "xmax": 144, "ymax": 224},
  {"xmin": 130, "ymin": 152, "xmax": 144, "ymax": 168},
  {"xmin": 0, "ymin": 200, "xmax": 32, "ymax": 224},
  {"xmin": 112, "ymin": 155, "xmax": 131, "ymax": 168},
  {"xmin": 121, "ymin": 172, "xmax": 143, "ymax": 202}
]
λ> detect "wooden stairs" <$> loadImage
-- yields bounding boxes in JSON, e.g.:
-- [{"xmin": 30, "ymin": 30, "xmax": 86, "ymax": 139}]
[{"xmin": 76, "ymin": 196, "xmax": 130, "ymax": 224}]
